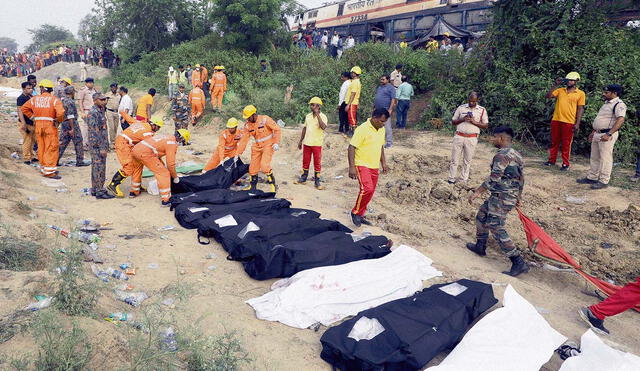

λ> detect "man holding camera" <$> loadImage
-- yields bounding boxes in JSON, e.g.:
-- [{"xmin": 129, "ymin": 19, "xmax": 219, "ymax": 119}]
[{"xmin": 448, "ymin": 92, "xmax": 489, "ymax": 184}]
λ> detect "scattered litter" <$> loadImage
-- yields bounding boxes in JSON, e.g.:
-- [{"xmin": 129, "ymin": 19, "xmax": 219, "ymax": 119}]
[
  {"xmin": 160, "ymin": 327, "xmax": 178, "ymax": 352},
  {"xmin": 335, "ymin": 175, "xmax": 344, "ymax": 179},
  {"xmin": 600, "ymin": 242, "xmax": 614, "ymax": 249},
  {"xmin": 565, "ymin": 196, "xmax": 586, "ymax": 205},
  {"xmin": 557, "ymin": 207, "xmax": 567, "ymax": 211},
  {"xmin": 27, "ymin": 196, "xmax": 38, "ymax": 201},
  {"xmin": 160, "ymin": 235, "xmax": 169, "ymax": 240},
  {"xmin": 24, "ymin": 297, "xmax": 53, "ymax": 311},
  {"xmin": 55, "ymin": 188, "xmax": 68, "ymax": 193},
  {"xmin": 147, "ymin": 179, "xmax": 159, "ymax": 195},
  {"xmin": 10, "ymin": 152, "xmax": 19, "ymax": 159},
  {"xmin": 276, "ymin": 119, "xmax": 286, "ymax": 127},
  {"xmin": 205, "ymin": 253, "xmax": 215, "ymax": 259},
  {"xmin": 49, "ymin": 225, "xmax": 101, "ymax": 244},
  {"xmin": 115, "ymin": 290, "xmax": 148, "ymax": 307},
  {"xmin": 116, "ymin": 283, "xmax": 134, "ymax": 291},
  {"xmin": 120, "ymin": 263, "xmax": 131, "ymax": 270},
  {"xmin": 80, "ymin": 187, "xmax": 91, "ymax": 196},
  {"xmin": 104, "ymin": 244, "xmax": 117, "ymax": 250},
  {"xmin": 107, "ymin": 312, "xmax": 134, "ymax": 322},
  {"xmin": 125, "ymin": 268, "xmax": 136, "ymax": 275},
  {"xmin": 82, "ymin": 245, "xmax": 103, "ymax": 263},
  {"xmin": 207, "ymin": 265, "xmax": 216, "ymax": 271},
  {"xmin": 157, "ymin": 225, "xmax": 176, "ymax": 231},
  {"xmin": 161, "ymin": 298, "xmax": 175, "ymax": 307},
  {"xmin": 34, "ymin": 294, "xmax": 47, "ymax": 301},
  {"xmin": 42, "ymin": 179, "xmax": 65, "ymax": 187},
  {"xmin": 28, "ymin": 213, "xmax": 37, "ymax": 219},
  {"xmin": 88, "ymin": 242, "xmax": 99, "ymax": 251},
  {"xmin": 147, "ymin": 263, "xmax": 159, "ymax": 269}
]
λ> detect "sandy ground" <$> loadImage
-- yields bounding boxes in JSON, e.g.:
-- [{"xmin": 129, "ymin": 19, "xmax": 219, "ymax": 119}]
[{"xmin": 0, "ymin": 85, "xmax": 639, "ymax": 370}]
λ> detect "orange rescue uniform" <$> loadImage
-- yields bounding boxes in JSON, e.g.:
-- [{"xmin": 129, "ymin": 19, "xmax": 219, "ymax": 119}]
[
  {"xmin": 191, "ymin": 70, "xmax": 202, "ymax": 88},
  {"xmin": 20, "ymin": 92, "xmax": 65, "ymax": 177},
  {"xmin": 131, "ymin": 135, "xmax": 178, "ymax": 202},
  {"xmin": 237, "ymin": 115, "xmax": 281, "ymax": 176},
  {"xmin": 115, "ymin": 115, "xmax": 155, "ymax": 182},
  {"xmin": 210, "ymin": 71, "xmax": 227, "ymax": 110},
  {"xmin": 200, "ymin": 67, "xmax": 209, "ymax": 86},
  {"xmin": 189, "ymin": 87, "xmax": 206, "ymax": 121},
  {"xmin": 204, "ymin": 128, "xmax": 245, "ymax": 172}
]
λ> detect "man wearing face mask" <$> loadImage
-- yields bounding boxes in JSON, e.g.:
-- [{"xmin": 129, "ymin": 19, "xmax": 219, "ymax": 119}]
[
  {"xmin": 467, "ymin": 126, "xmax": 528, "ymax": 277},
  {"xmin": 448, "ymin": 91, "xmax": 489, "ymax": 184},
  {"xmin": 576, "ymin": 84, "xmax": 626, "ymax": 189},
  {"xmin": 545, "ymin": 72, "xmax": 586, "ymax": 170}
]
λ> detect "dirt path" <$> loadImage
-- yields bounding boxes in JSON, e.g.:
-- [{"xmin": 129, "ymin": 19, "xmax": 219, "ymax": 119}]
[{"xmin": 0, "ymin": 94, "xmax": 638, "ymax": 370}]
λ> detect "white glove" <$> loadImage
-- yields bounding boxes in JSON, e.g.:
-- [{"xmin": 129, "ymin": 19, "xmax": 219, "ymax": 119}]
[
  {"xmin": 173, "ymin": 177, "xmax": 180, "ymax": 184},
  {"xmin": 233, "ymin": 155, "xmax": 238, "ymax": 163},
  {"xmin": 272, "ymin": 143, "xmax": 279, "ymax": 151}
]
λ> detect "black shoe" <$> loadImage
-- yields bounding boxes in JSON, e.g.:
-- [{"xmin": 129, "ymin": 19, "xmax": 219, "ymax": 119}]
[
  {"xmin": 590, "ymin": 182, "xmax": 608, "ymax": 190},
  {"xmin": 95, "ymin": 190, "xmax": 115, "ymax": 199},
  {"xmin": 46, "ymin": 174, "xmax": 62, "ymax": 180},
  {"xmin": 294, "ymin": 170, "xmax": 309, "ymax": 184},
  {"xmin": 560, "ymin": 164, "xmax": 570, "ymax": 171},
  {"xmin": 576, "ymin": 178, "xmax": 597, "ymax": 184},
  {"xmin": 76, "ymin": 161, "xmax": 90, "ymax": 167},
  {"xmin": 24, "ymin": 160, "xmax": 32, "ymax": 165},
  {"xmin": 314, "ymin": 171, "xmax": 324, "ymax": 190},
  {"xmin": 466, "ymin": 240, "xmax": 487, "ymax": 256},
  {"xmin": 502, "ymin": 255, "xmax": 530, "ymax": 277},
  {"xmin": 32, "ymin": 159, "xmax": 39, "ymax": 163},
  {"xmin": 351, "ymin": 212, "xmax": 362, "ymax": 227},
  {"xmin": 543, "ymin": 161, "xmax": 554, "ymax": 166},
  {"xmin": 360, "ymin": 216, "xmax": 372, "ymax": 226},
  {"xmin": 447, "ymin": 180, "xmax": 456, "ymax": 185},
  {"xmin": 161, "ymin": 200, "xmax": 171, "ymax": 207},
  {"xmin": 578, "ymin": 307, "xmax": 609, "ymax": 335}
]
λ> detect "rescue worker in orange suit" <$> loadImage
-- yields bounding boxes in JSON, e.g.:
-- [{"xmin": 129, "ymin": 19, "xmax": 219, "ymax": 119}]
[
  {"xmin": 191, "ymin": 64, "xmax": 202, "ymax": 88},
  {"xmin": 20, "ymin": 79, "xmax": 65, "ymax": 179},
  {"xmin": 237, "ymin": 105, "xmax": 281, "ymax": 192},
  {"xmin": 200, "ymin": 63, "xmax": 209, "ymax": 98},
  {"xmin": 130, "ymin": 129, "xmax": 190, "ymax": 206},
  {"xmin": 203, "ymin": 118, "xmax": 244, "ymax": 172},
  {"xmin": 209, "ymin": 66, "xmax": 227, "ymax": 112},
  {"xmin": 106, "ymin": 113, "xmax": 163, "ymax": 197},
  {"xmin": 189, "ymin": 85, "xmax": 206, "ymax": 125}
]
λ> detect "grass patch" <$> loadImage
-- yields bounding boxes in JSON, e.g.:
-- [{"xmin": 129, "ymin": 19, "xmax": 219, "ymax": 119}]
[
  {"xmin": 0, "ymin": 310, "xmax": 33, "ymax": 344},
  {"xmin": 31, "ymin": 310, "xmax": 92, "ymax": 371},
  {"xmin": 0, "ymin": 170, "xmax": 19, "ymax": 187},
  {"xmin": 180, "ymin": 330, "xmax": 252, "ymax": 371},
  {"xmin": 0, "ymin": 236, "xmax": 45, "ymax": 271},
  {"xmin": 11, "ymin": 201, "xmax": 33, "ymax": 217},
  {"xmin": 52, "ymin": 242, "xmax": 99, "ymax": 316}
]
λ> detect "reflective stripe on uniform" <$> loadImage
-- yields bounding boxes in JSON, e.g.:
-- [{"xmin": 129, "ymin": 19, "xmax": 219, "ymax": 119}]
[
  {"xmin": 167, "ymin": 141, "xmax": 175, "ymax": 145},
  {"xmin": 224, "ymin": 145, "xmax": 235, "ymax": 150},
  {"xmin": 131, "ymin": 182, "xmax": 141, "ymax": 186},
  {"xmin": 140, "ymin": 141, "xmax": 158, "ymax": 154},
  {"xmin": 143, "ymin": 132, "xmax": 153, "ymax": 136},
  {"xmin": 33, "ymin": 117, "xmax": 54, "ymax": 121},
  {"xmin": 119, "ymin": 133, "xmax": 134, "ymax": 145},
  {"xmin": 255, "ymin": 134, "xmax": 273, "ymax": 143},
  {"xmin": 159, "ymin": 187, "xmax": 171, "ymax": 193}
]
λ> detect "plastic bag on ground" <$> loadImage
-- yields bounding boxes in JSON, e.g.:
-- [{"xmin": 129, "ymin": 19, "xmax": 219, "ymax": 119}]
[{"xmin": 147, "ymin": 179, "xmax": 159, "ymax": 195}]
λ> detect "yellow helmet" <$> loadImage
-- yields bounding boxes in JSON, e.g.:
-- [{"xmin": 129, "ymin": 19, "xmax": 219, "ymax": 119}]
[
  {"xmin": 150, "ymin": 117, "xmax": 164, "ymax": 127},
  {"xmin": 226, "ymin": 117, "xmax": 239, "ymax": 128},
  {"xmin": 308, "ymin": 96, "xmax": 323, "ymax": 105},
  {"xmin": 350, "ymin": 66, "xmax": 362, "ymax": 75},
  {"xmin": 443, "ymin": 32, "xmax": 450, "ymax": 37},
  {"xmin": 195, "ymin": 64, "xmax": 201, "ymax": 68},
  {"xmin": 242, "ymin": 105, "xmax": 257, "ymax": 119},
  {"xmin": 39, "ymin": 79, "xmax": 54, "ymax": 88},
  {"xmin": 219, "ymin": 66, "xmax": 225, "ymax": 70},
  {"xmin": 565, "ymin": 71, "xmax": 581, "ymax": 81},
  {"xmin": 177, "ymin": 129, "xmax": 191, "ymax": 144},
  {"xmin": 62, "ymin": 77, "xmax": 72, "ymax": 85}
]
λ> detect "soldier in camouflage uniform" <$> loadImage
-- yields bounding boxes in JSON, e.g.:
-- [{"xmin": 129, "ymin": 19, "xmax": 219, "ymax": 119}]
[
  {"xmin": 467, "ymin": 126, "xmax": 529, "ymax": 277},
  {"xmin": 58, "ymin": 86, "xmax": 88, "ymax": 166},
  {"xmin": 172, "ymin": 84, "xmax": 191, "ymax": 131},
  {"xmin": 87, "ymin": 93, "xmax": 115, "ymax": 199}
]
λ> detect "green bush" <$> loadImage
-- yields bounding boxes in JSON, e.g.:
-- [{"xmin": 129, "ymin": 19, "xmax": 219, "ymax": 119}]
[
  {"xmin": 52, "ymin": 243, "xmax": 98, "ymax": 316},
  {"xmin": 31, "ymin": 311, "xmax": 92, "ymax": 371}
]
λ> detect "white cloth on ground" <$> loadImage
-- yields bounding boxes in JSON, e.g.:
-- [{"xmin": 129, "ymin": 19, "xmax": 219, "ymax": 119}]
[
  {"xmin": 245, "ymin": 245, "xmax": 442, "ymax": 329},
  {"xmin": 427, "ymin": 285, "xmax": 567, "ymax": 371},
  {"xmin": 559, "ymin": 330, "xmax": 640, "ymax": 371}
]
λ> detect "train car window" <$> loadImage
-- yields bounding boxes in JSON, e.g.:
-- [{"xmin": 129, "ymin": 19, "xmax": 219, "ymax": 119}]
[
  {"xmin": 337, "ymin": 4, "xmax": 344, "ymax": 16},
  {"xmin": 440, "ymin": 0, "xmax": 448, "ymax": 4}
]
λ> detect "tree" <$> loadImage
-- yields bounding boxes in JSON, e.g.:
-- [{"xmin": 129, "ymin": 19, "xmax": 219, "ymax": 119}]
[
  {"xmin": 212, "ymin": 0, "xmax": 303, "ymax": 54},
  {"xmin": 0, "ymin": 37, "xmax": 18, "ymax": 53},
  {"xmin": 26, "ymin": 24, "xmax": 75, "ymax": 53}
]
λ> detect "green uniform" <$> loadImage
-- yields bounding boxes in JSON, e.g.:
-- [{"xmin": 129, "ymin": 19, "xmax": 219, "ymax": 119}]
[{"xmin": 475, "ymin": 147, "xmax": 525, "ymax": 257}]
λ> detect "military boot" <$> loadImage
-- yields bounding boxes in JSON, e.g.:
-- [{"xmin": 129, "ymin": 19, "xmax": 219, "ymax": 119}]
[
  {"xmin": 106, "ymin": 169, "xmax": 127, "ymax": 198},
  {"xmin": 466, "ymin": 239, "xmax": 487, "ymax": 256},
  {"xmin": 503, "ymin": 255, "xmax": 530, "ymax": 277},
  {"xmin": 314, "ymin": 171, "xmax": 324, "ymax": 190},
  {"xmin": 266, "ymin": 172, "xmax": 278, "ymax": 193},
  {"xmin": 243, "ymin": 175, "xmax": 258, "ymax": 191},
  {"xmin": 294, "ymin": 169, "xmax": 309, "ymax": 185}
]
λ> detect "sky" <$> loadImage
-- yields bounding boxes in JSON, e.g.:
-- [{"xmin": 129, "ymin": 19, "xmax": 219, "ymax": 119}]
[{"xmin": 0, "ymin": 0, "xmax": 328, "ymax": 52}]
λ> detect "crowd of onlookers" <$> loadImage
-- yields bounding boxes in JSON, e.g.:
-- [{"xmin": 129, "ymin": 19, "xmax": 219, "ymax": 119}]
[
  {"xmin": 0, "ymin": 45, "xmax": 119, "ymax": 78},
  {"xmin": 293, "ymin": 27, "xmax": 357, "ymax": 59}
]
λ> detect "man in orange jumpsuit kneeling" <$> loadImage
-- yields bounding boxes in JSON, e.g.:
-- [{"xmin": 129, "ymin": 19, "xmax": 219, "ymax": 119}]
[
  {"xmin": 106, "ymin": 113, "xmax": 163, "ymax": 197},
  {"xmin": 237, "ymin": 105, "xmax": 281, "ymax": 192},
  {"xmin": 20, "ymin": 79, "xmax": 65, "ymax": 178},
  {"xmin": 203, "ymin": 117, "xmax": 245, "ymax": 172},
  {"xmin": 130, "ymin": 129, "xmax": 190, "ymax": 206}
]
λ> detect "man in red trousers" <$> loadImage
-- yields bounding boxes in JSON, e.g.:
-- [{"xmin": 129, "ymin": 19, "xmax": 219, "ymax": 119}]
[{"xmin": 579, "ymin": 277, "xmax": 640, "ymax": 335}]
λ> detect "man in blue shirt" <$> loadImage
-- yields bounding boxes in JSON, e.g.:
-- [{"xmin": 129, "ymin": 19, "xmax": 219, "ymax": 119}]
[
  {"xmin": 396, "ymin": 76, "xmax": 414, "ymax": 129},
  {"xmin": 373, "ymin": 75, "xmax": 397, "ymax": 148}
]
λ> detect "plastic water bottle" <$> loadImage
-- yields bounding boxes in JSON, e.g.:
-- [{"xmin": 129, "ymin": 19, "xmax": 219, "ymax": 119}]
[
  {"xmin": 91, "ymin": 265, "xmax": 110, "ymax": 282},
  {"xmin": 109, "ymin": 312, "xmax": 134, "ymax": 321},
  {"xmin": 115, "ymin": 290, "xmax": 148, "ymax": 307},
  {"xmin": 106, "ymin": 268, "xmax": 129, "ymax": 281},
  {"xmin": 160, "ymin": 327, "xmax": 178, "ymax": 352}
]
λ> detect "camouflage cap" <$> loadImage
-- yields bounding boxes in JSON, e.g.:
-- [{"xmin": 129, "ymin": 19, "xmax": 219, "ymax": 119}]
[{"xmin": 64, "ymin": 86, "xmax": 75, "ymax": 94}]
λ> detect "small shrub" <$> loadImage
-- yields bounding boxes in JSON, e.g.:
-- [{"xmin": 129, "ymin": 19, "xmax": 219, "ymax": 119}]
[
  {"xmin": 0, "ymin": 236, "xmax": 44, "ymax": 271},
  {"xmin": 52, "ymin": 242, "xmax": 98, "ymax": 316},
  {"xmin": 31, "ymin": 311, "xmax": 92, "ymax": 371},
  {"xmin": 121, "ymin": 305, "xmax": 178, "ymax": 371},
  {"xmin": 180, "ymin": 330, "xmax": 251, "ymax": 371}
]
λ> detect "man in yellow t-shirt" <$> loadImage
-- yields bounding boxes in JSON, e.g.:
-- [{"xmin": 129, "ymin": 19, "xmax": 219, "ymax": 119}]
[
  {"xmin": 348, "ymin": 108, "xmax": 390, "ymax": 227},
  {"xmin": 295, "ymin": 97, "xmax": 328, "ymax": 189},
  {"xmin": 545, "ymin": 72, "xmax": 586, "ymax": 170},
  {"xmin": 135, "ymin": 88, "xmax": 156, "ymax": 122},
  {"xmin": 345, "ymin": 66, "xmax": 362, "ymax": 135}
]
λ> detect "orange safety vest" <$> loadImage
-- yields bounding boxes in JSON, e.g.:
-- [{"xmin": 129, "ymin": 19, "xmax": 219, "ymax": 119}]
[
  {"xmin": 189, "ymin": 88, "xmax": 205, "ymax": 107},
  {"xmin": 217, "ymin": 128, "xmax": 244, "ymax": 157},
  {"xmin": 238, "ymin": 115, "xmax": 281, "ymax": 154},
  {"xmin": 20, "ymin": 92, "xmax": 64, "ymax": 125},
  {"xmin": 211, "ymin": 72, "xmax": 227, "ymax": 89},
  {"xmin": 118, "ymin": 122, "xmax": 154, "ymax": 147}
]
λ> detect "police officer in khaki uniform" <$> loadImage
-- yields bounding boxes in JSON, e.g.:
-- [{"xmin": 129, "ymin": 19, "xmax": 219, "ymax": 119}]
[
  {"xmin": 576, "ymin": 84, "xmax": 626, "ymax": 190},
  {"xmin": 448, "ymin": 92, "xmax": 489, "ymax": 184}
]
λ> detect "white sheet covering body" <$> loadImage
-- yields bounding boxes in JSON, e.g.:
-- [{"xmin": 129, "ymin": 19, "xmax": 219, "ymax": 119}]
[
  {"xmin": 245, "ymin": 245, "xmax": 442, "ymax": 328},
  {"xmin": 559, "ymin": 330, "xmax": 640, "ymax": 371},
  {"xmin": 427, "ymin": 285, "xmax": 567, "ymax": 371}
]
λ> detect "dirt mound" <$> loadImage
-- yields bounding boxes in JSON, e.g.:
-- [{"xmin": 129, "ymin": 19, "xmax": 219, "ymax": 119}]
[{"xmin": 588, "ymin": 205, "xmax": 640, "ymax": 234}]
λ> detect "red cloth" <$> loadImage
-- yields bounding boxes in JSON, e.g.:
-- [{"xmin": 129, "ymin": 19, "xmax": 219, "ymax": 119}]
[
  {"xmin": 352, "ymin": 166, "xmax": 378, "ymax": 216},
  {"xmin": 302, "ymin": 145, "xmax": 322, "ymax": 172},
  {"xmin": 590, "ymin": 277, "xmax": 640, "ymax": 319},
  {"xmin": 548, "ymin": 120, "xmax": 574, "ymax": 166},
  {"xmin": 347, "ymin": 104, "xmax": 358, "ymax": 128},
  {"xmin": 135, "ymin": 115, "xmax": 147, "ymax": 122},
  {"xmin": 517, "ymin": 208, "xmax": 640, "ymax": 312}
]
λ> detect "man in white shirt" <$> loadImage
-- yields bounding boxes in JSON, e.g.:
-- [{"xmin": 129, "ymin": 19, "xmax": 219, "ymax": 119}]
[
  {"xmin": 321, "ymin": 31, "xmax": 328, "ymax": 50},
  {"xmin": 117, "ymin": 86, "xmax": 134, "ymax": 130},
  {"xmin": 330, "ymin": 31, "xmax": 339, "ymax": 58},
  {"xmin": 346, "ymin": 34, "xmax": 355, "ymax": 49},
  {"xmin": 338, "ymin": 72, "xmax": 351, "ymax": 133},
  {"xmin": 390, "ymin": 64, "xmax": 403, "ymax": 88},
  {"xmin": 448, "ymin": 91, "xmax": 489, "ymax": 184}
]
